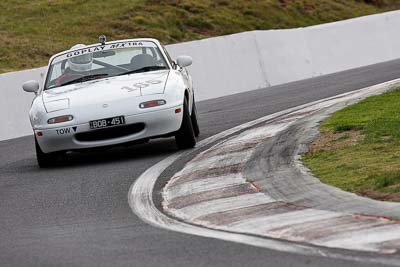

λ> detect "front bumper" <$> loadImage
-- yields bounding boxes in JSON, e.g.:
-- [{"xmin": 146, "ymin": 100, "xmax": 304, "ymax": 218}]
[{"xmin": 35, "ymin": 106, "xmax": 183, "ymax": 153}]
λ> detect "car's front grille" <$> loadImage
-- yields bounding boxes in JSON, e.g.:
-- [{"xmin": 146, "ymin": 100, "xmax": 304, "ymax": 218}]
[{"xmin": 75, "ymin": 123, "xmax": 145, "ymax": 142}]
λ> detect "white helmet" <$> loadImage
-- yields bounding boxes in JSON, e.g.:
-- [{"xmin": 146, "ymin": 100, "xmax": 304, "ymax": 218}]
[{"xmin": 68, "ymin": 44, "xmax": 93, "ymax": 72}]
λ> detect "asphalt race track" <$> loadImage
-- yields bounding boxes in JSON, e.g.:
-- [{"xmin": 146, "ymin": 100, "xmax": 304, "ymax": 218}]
[{"xmin": 2, "ymin": 59, "xmax": 400, "ymax": 267}]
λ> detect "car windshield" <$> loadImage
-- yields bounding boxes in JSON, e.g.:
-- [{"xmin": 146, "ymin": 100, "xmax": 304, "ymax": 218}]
[{"xmin": 44, "ymin": 41, "xmax": 169, "ymax": 90}]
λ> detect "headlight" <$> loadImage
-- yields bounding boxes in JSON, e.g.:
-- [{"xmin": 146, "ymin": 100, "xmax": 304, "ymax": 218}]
[
  {"xmin": 139, "ymin": 100, "xmax": 166, "ymax": 109},
  {"xmin": 44, "ymin": 99, "xmax": 70, "ymax": 113},
  {"xmin": 47, "ymin": 115, "xmax": 74, "ymax": 124}
]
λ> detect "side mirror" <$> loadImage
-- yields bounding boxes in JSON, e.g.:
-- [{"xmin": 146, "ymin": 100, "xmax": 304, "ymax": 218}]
[
  {"xmin": 176, "ymin": 55, "xmax": 193, "ymax": 68},
  {"xmin": 22, "ymin": 80, "xmax": 40, "ymax": 93}
]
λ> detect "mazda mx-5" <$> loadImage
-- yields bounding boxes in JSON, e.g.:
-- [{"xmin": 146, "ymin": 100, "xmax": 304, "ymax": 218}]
[{"xmin": 23, "ymin": 37, "xmax": 199, "ymax": 167}]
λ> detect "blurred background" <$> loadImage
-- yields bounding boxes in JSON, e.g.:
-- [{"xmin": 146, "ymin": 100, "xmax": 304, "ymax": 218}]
[{"xmin": 1, "ymin": 0, "xmax": 399, "ymax": 73}]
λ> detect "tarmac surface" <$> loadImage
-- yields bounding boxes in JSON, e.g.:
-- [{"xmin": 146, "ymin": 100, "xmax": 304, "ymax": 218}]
[{"xmin": 2, "ymin": 59, "xmax": 400, "ymax": 266}]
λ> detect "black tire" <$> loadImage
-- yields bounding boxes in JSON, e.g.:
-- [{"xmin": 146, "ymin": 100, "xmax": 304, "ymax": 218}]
[
  {"xmin": 175, "ymin": 97, "xmax": 196, "ymax": 149},
  {"xmin": 35, "ymin": 137, "xmax": 63, "ymax": 168},
  {"xmin": 191, "ymin": 99, "xmax": 200, "ymax": 138}
]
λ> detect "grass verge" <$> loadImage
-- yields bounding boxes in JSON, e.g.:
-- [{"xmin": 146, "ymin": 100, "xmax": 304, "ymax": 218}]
[
  {"xmin": 1, "ymin": 0, "xmax": 400, "ymax": 73},
  {"xmin": 302, "ymin": 88, "xmax": 400, "ymax": 202}
]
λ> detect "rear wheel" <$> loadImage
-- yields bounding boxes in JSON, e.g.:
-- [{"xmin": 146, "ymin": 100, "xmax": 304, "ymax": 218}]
[
  {"xmin": 175, "ymin": 98, "xmax": 196, "ymax": 149},
  {"xmin": 35, "ymin": 137, "xmax": 63, "ymax": 168},
  {"xmin": 191, "ymin": 99, "xmax": 200, "ymax": 138}
]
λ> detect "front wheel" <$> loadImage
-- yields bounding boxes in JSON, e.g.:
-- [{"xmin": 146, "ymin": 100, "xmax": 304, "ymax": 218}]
[
  {"xmin": 175, "ymin": 98, "xmax": 196, "ymax": 149},
  {"xmin": 35, "ymin": 137, "xmax": 64, "ymax": 168}
]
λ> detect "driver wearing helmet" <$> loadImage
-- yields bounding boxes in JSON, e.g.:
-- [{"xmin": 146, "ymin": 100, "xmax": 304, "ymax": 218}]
[{"xmin": 56, "ymin": 44, "xmax": 93, "ymax": 86}]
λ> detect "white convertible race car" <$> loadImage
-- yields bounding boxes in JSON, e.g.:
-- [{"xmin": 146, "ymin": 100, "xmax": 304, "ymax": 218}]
[{"xmin": 23, "ymin": 36, "xmax": 200, "ymax": 167}]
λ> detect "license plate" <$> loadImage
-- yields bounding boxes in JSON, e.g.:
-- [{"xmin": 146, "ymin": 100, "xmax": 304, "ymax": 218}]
[{"xmin": 89, "ymin": 116, "xmax": 125, "ymax": 129}]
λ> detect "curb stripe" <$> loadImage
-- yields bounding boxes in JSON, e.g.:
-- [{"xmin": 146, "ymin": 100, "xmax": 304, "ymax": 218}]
[
  {"xmin": 165, "ymin": 173, "xmax": 244, "ymax": 200},
  {"xmin": 196, "ymin": 201, "xmax": 305, "ymax": 226},
  {"xmin": 269, "ymin": 215, "xmax": 389, "ymax": 241},
  {"xmin": 180, "ymin": 151, "xmax": 253, "ymax": 175},
  {"xmin": 167, "ymin": 164, "xmax": 243, "ymax": 188},
  {"xmin": 167, "ymin": 184, "xmax": 258, "ymax": 210},
  {"xmin": 170, "ymin": 193, "xmax": 276, "ymax": 220},
  {"xmin": 269, "ymin": 219, "xmax": 392, "ymax": 244},
  {"xmin": 315, "ymin": 225, "xmax": 400, "ymax": 249},
  {"xmin": 192, "ymin": 141, "xmax": 260, "ymax": 162},
  {"xmin": 227, "ymin": 209, "xmax": 342, "ymax": 232}
]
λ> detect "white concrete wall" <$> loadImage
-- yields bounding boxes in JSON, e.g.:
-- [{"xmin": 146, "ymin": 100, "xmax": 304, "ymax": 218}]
[
  {"xmin": 2, "ymin": 10, "xmax": 400, "ymax": 141},
  {"xmin": 167, "ymin": 31, "xmax": 269, "ymax": 100},
  {"xmin": 167, "ymin": 10, "xmax": 400, "ymax": 95},
  {"xmin": 1, "ymin": 67, "xmax": 46, "ymax": 140}
]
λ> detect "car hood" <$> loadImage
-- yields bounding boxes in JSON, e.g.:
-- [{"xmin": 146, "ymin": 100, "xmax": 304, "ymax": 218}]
[{"xmin": 42, "ymin": 70, "xmax": 169, "ymax": 112}]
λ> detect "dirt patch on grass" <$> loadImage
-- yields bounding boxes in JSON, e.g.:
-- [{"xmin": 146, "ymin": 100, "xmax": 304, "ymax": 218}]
[
  {"xmin": 361, "ymin": 190, "xmax": 400, "ymax": 202},
  {"xmin": 308, "ymin": 130, "xmax": 364, "ymax": 153}
]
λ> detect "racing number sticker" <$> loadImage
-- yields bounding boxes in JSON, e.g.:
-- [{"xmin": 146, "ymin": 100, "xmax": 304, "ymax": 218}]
[{"xmin": 122, "ymin": 80, "xmax": 163, "ymax": 92}]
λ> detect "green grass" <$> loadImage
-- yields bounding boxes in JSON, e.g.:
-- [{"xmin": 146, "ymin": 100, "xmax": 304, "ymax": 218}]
[
  {"xmin": 303, "ymin": 88, "xmax": 400, "ymax": 202},
  {"xmin": 1, "ymin": 0, "xmax": 400, "ymax": 73}
]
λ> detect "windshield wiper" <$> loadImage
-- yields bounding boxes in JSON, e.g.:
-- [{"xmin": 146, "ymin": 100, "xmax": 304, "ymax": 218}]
[
  {"xmin": 118, "ymin": 66, "xmax": 167, "ymax": 76},
  {"xmin": 61, "ymin": 73, "xmax": 109, "ymax": 86}
]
